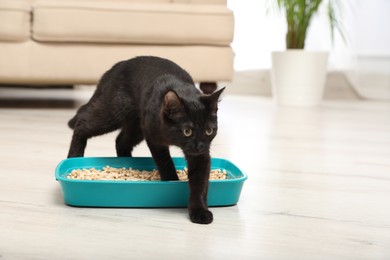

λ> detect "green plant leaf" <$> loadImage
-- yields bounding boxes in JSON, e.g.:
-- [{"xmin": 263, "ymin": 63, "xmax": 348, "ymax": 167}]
[{"xmin": 270, "ymin": 0, "xmax": 346, "ymax": 49}]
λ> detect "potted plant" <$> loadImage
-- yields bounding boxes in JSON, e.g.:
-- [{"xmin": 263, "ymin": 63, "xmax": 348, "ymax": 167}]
[{"xmin": 270, "ymin": 0, "xmax": 345, "ymax": 106}]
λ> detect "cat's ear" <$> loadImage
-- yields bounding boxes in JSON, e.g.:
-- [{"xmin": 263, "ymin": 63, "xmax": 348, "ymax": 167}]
[
  {"xmin": 202, "ymin": 87, "xmax": 225, "ymax": 113},
  {"xmin": 200, "ymin": 82, "xmax": 217, "ymax": 94},
  {"xmin": 163, "ymin": 90, "xmax": 183, "ymax": 117}
]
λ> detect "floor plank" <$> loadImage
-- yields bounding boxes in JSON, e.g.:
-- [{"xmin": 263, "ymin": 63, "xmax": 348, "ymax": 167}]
[{"xmin": 0, "ymin": 92, "xmax": 389, "ymax": 259}]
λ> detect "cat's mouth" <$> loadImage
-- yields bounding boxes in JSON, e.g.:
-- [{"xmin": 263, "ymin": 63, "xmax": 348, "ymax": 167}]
[
  {"xmin": 185, "ymin": 151, "xmax": 208, "ymax": 156},
  {"xmin": 182, "ymin": 142, "xmax": 209, "ymax": 156}
]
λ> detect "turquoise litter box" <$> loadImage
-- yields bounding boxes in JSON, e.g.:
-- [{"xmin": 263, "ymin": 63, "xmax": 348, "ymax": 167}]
[{"xmin": 55, "ymin": 157, "xmax": 247, "ymax": 207}]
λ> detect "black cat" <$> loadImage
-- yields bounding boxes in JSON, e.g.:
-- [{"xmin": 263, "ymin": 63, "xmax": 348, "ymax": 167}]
[{"xmin": 67, "ymin": 56, "xmax": 225, "ymax": 224}]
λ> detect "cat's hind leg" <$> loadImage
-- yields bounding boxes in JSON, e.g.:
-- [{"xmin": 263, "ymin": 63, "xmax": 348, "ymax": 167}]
[
  {"xmin": 115, "ymin": 120, "xmax": 144, "ymax": 157},
  {"xmin": 67, "ymin": 105, "xmax": 125, "ymax": 158}
]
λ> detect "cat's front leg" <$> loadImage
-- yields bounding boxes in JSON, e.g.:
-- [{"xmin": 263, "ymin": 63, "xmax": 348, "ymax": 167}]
[
  {"xmin": 147, "ymin": 142, "xmax": 178, "ymax": 181},
  {"xmin": 186, "ymin": 153, "xmax": 213, "ymax": 224}
]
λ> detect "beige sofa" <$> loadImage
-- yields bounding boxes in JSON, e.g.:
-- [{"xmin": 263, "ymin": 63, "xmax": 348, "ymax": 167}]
[{"xmin": 0, "ymin": 0, "xmax": 234, "ymax": 86}]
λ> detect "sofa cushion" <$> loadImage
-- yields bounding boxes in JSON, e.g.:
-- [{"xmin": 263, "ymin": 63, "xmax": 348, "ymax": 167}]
[
  {"xmin": 32, "ymin": 0, "xmax": 234, "ymax": 45},
  {"xmin": 0, "ymin": 0, "xmax": 31, "ymax": 42}
]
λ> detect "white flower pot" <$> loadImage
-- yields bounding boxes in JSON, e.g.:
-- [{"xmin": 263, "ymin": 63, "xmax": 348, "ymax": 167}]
[{"xmin": 271, "ymin": 50, "xmax": 329, "ymax": 107}]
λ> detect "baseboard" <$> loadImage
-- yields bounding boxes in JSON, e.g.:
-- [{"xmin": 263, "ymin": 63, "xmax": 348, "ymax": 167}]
[{"xmin": 223, "ymin": 69, "xmax": 390, "ymax": 101}]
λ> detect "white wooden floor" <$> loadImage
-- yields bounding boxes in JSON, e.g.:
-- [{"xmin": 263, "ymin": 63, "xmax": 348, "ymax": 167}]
[{"xmin": 0, "ymin": 89, "xmax": 389, "ymax": 259}]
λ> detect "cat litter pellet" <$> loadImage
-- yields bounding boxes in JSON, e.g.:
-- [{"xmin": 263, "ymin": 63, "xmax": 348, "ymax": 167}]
[{"xmin": 67, "ymin": 166, "xmax": 227, "ymax": 181}]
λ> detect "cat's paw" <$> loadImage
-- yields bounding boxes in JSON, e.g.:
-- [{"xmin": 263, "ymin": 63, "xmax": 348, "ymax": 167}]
[{"xmin": 190, "ymin": 209, "xmax": 213, "ymax": 224}]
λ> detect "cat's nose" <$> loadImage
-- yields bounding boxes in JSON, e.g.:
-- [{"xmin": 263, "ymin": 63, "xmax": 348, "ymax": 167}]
[{"xmin": 197, "ymin": 142, "xmax": 206, "ymax": 152}]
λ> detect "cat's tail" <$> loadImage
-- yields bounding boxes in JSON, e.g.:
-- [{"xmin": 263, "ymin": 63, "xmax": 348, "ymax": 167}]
[{"xmin": 68, "ymin": 116, "xmax": 77, "ymax": 129}]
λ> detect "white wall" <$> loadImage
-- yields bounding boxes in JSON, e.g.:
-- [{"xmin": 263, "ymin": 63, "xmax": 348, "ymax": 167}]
[{"xmin": 352, "ymin": 0, "xmax": 390, "ymax": 56}]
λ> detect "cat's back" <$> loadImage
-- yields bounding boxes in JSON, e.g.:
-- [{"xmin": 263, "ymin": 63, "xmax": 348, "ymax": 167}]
[
  {"xmin": 110, "ymin": 56, "xmax": 194, "ymax": 85},
  {"xmin": 95, "ymin": 56, "xmax": 195, "ymax": 101}
]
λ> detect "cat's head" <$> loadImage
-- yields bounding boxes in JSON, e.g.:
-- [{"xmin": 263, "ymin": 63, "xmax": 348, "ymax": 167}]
[{"xmin": 161, "ymin": 87, "xmax": 225, "ymax": 156}]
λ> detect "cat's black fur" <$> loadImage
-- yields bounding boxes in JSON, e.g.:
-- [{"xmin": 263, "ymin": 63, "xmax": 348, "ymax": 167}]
[{"xmin": 67, "ymin": 56, "xmax": 224, "ymax": 224}]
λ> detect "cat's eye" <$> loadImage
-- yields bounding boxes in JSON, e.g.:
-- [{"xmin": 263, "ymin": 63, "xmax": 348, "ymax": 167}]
[
  {"xmin": 183, "ymin": 128, "xmax": 192, "ymax": 137},
  {"xmin": 205, "ymin": 128, "xmax": 213, "ymax": 136}
]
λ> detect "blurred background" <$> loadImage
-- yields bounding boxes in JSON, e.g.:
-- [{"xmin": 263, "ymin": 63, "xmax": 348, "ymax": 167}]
[{"xmin": 228, "ymin": 0, "xmax": 390, "ymax": 99}]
